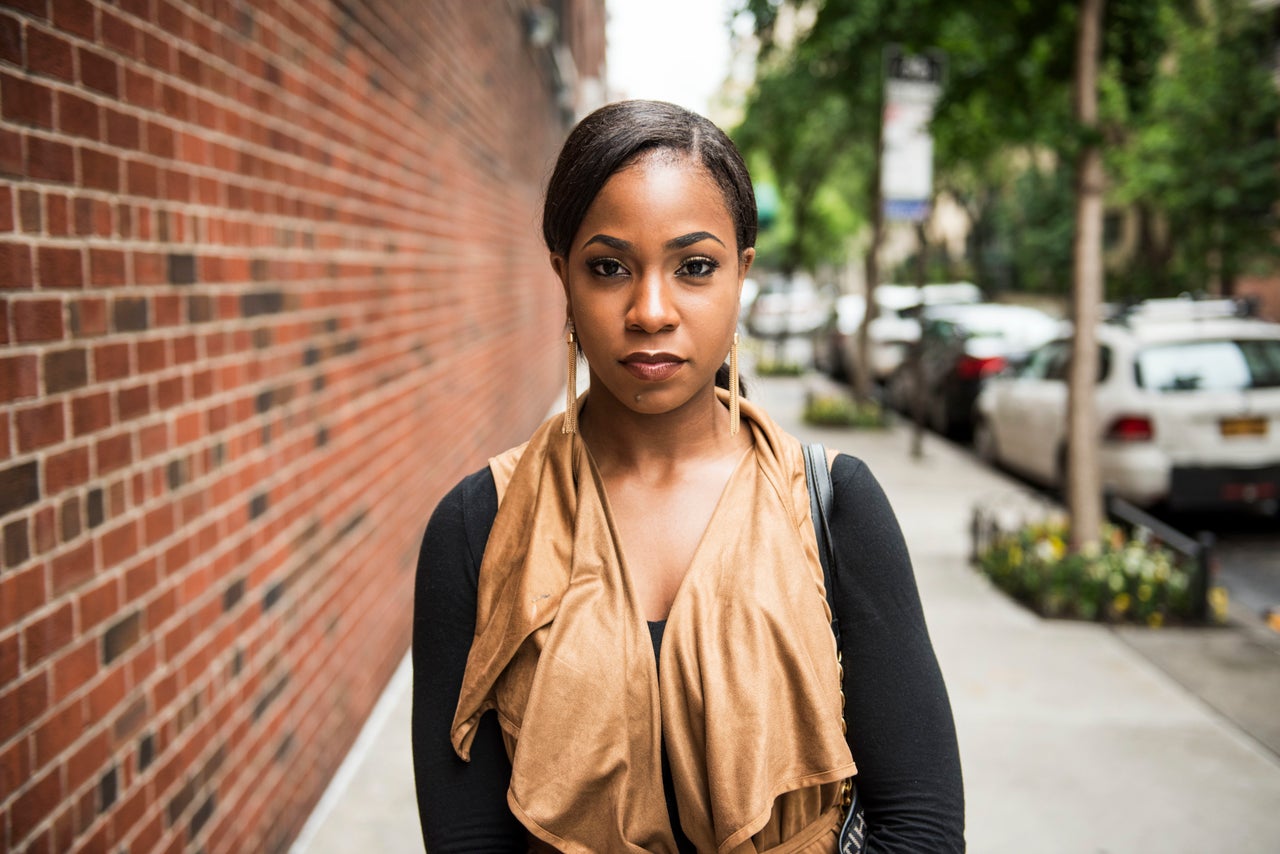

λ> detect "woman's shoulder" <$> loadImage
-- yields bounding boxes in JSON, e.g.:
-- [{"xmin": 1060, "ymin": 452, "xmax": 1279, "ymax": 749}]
[
  {"xmin": 827, "ymin": 452, "xmax": 897, "ymax": 523},
  {"xmin": 424, "ymin": 466, "xmax": 500, "ymax": 568}
]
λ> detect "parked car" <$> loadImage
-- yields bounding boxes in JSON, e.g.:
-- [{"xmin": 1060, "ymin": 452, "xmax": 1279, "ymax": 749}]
[
  {"xmin": 973, "ymin": 299, "xmax": 1280, "ymax": 513},
  {"xmin": 745, "ymin": 274, "xmax": 831, "ymax": 339},
  {"xmin": 814, "ymin": 282, "xmax": 983, "ymax": 380},
  {"xmin": 885, "ymin": 302, "xmax": 1063, "ymax": 436}
]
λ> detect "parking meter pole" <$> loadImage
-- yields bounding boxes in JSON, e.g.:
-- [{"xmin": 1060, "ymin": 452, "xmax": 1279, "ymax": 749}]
[
  {"xmin": 1195, "ymin": 531, "xmax": 1215, "ymax": 623},
  {"xmin": 910, "ymin": 221, "xmax": 928, "ymax": 460}
]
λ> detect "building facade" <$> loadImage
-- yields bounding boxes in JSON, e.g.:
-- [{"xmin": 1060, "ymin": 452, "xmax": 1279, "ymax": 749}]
[{"xmin": 0, "ymin": 1, "xmax": 605, "ymax": 850}]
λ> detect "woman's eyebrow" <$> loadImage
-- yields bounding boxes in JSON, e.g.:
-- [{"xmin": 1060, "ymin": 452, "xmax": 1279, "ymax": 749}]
[
  {"xmin": 582, "ymin": 234, "xmax": 630, "ymax": 251},
  {"xmin": 580, "ymin": 232, "xmax": 727, "ymax": 252},
  {"xmin": 665, "ymin": 231, "xmax": 725, "ymax": 249}
]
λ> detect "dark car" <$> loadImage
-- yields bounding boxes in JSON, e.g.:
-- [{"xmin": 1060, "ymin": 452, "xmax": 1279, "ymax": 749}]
[{"xmin": 885, "ymin": 302, "xmax": 1062, "ymax": 437}]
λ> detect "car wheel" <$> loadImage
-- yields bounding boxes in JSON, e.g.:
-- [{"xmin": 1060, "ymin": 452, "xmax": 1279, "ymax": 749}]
[{"xmin": 973, "ymin": 419, "xmax": 999, "ymax": 465}]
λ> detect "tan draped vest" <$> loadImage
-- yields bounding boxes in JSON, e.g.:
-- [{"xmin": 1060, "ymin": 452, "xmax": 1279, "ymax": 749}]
[{"xmin": 450, "ymin": 392, "xmax": 855, "ymax": 853}]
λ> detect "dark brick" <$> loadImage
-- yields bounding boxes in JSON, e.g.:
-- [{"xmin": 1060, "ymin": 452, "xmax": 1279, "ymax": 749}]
[
  {"xmin": 303, "ymin": 345, "xmax": 319, "ymax": 366},
  {"xmin": 189, "ymin": 793, "xmax": 214, "ymax": 839},
  {"xmin": 98, "ymin": 765, "xmax": 117, "ymax": 811},
  {"xmin": 112, "ymin": 297, "xmax": 147, "ymax": 332},
  {"xmin": 222, "ymin": 578, "xmax": 244, "ymax": 611},
  {"xmin": 252, "ymin": 672, "xmax": 288, "ymax": 720},
  {"xmin": 166, "ymin": 458, "xmax": 185, "ymax": 490},
  {"xmin": 86, "ymin": 487, "xmax": 103, "ymax": 528},
  {"xmin": 4, "ymin": 519, "xmax": 29, "ymax": 567},
  {"xmin": 60, "ymin": 497, "xmax": 81, "ymax": 541},
  {"xmin": 187, "ymin": 294, "xmax": 211, "ymax": 323},
  {"xmin": 138, "ymin": 732, "xmax": 154, "ymax": 770},
  {"xmin": 315, "ymin": 426, "xmax": 328, "ymax": 447},
  {"xmin": 240, "ymin": 290, "xmax": 282, "ymax": 317},
  {"xmin": 43, "ymin": 348, "xmax": 88, "ymax": 393},
  {"xmin": 0, "ymin": 461, "xmax": 39, "ymax": 516},
  {"xmin": 166, "ymin": 776, "xmax": 195, "ymax": 826},
  {"xmin": 250, "ymin": 258, "xmax": 268, "ymax": 281},
  {"xmin": 102, "ymin": 610, "xmax": 141, "ymax": 664},
  {"xmin": 254, "ymin": 389, "xmax": 272, "ymax": 414},
  {"xmin": 249, "ymin": 492, "xmax": 267, "ymax": 520},
  {"xmin": 262, "ymin": 580, "xmax": 284, "ymax": 612},
  {"xmin": 168, "ymin": 252, "xmax": 196, "ymax": 285}
]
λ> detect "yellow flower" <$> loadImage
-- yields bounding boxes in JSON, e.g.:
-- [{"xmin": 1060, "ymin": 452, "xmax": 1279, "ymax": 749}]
[
  {"xmin": 1209, "ymin": 587, "xmax": 1230, "ymax": 621},
  {"xmin": 1113, "ymin": 593, "xmax": 1131, "ymax": 614},
  {"xmin": 1137, "ymin": 584, "xmax": 1153, "ymax": 602},
  {"xmin": 1147, "ymin": 613, "xmax": 1164, "ymax": 628}
]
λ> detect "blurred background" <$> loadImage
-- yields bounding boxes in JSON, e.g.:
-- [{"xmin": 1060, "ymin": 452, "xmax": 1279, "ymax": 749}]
[{"xmin": 1, "ymin": 1, "xmax": 1278, "ymax": 852}]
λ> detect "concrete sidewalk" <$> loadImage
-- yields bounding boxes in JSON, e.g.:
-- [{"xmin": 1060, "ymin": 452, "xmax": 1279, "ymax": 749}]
[{"xmin": 292, "ymin": 374, "xmax": 1280, "ymax": 854}]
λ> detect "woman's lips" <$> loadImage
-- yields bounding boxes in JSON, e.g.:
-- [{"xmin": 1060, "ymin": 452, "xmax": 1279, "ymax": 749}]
[{"xmin": 621, "ymin": 353, "xmax": 684, "ymax": 382}]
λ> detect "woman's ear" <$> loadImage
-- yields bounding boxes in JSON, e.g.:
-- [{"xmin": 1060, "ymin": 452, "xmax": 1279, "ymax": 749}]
[
  {"xmin": 551, "ymin": 253, "xmax": 569, "ymax": 298},
  {"xmin": 737, "ymin": 248, "xmax": 755, "ymax": 295}
]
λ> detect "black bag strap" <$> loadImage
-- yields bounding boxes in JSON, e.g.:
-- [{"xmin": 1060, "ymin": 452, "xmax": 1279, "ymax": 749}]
[{"xmin": 803, "ymin": 442, "xmax": 841, "ymax": 646}]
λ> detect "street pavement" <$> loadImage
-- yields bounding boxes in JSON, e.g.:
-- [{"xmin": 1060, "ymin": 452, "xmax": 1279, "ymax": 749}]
[{"xmin": 291, "ymin": 373, "xmax": 1280, "ymax": 854}]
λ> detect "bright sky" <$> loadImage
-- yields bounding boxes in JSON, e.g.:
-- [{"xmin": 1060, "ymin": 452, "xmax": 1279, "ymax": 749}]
[{"xmin": 605, "ymin": 0, "xmax": 743, "ymax": 116}]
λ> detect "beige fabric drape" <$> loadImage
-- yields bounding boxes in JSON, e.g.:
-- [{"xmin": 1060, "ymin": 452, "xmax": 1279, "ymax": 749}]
[{"xmin": 452, "ymin": 390, "xmax": 854, "ymax": 853}]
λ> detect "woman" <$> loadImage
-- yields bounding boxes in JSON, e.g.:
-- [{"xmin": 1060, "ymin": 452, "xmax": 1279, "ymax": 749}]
[{"xmin": 412, "ymin": 100, "xmax": 964, "ymax": 853}]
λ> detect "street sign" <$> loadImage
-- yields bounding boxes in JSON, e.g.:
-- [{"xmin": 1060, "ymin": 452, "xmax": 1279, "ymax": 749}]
[{"xmin": 882, "ymin": 48, "xmax": 945, "ymax": 223}]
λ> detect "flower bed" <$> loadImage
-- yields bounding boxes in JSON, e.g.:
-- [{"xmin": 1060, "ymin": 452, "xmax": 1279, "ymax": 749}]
[
  {"xmin": 802, "ymin": 391, "xmax": 888, "ymax": 428},
  {"xmin": 974, "ymin": 514, "xmax": 1226, "ymax": 626}
]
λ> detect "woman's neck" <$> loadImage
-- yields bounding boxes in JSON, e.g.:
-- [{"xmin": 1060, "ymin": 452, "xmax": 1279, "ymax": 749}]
[{"xmin": 578, "ymin": 382, "xmax": 746, "ymax": 475}]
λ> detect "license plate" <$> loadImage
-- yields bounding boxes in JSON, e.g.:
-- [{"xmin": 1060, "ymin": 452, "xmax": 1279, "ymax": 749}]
[{"xmin": 1219, "ymin": 417, "xmax": 1268, "ymax": 437}]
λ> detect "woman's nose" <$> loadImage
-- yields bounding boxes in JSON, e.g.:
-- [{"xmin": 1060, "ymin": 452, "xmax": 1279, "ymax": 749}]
[{"xmin": 627, "ymin": 272, "xmax": 678, "ymax": 333}]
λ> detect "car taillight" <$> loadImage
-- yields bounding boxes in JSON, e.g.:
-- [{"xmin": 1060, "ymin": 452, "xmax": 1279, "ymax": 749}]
[
  {"xmin": 955, "ymin": 355, "xmax": 1006, "ymax": 381},
  {"xmin": 1106, "ymin": 415, "xmax": 1155, "ymax": 442}
]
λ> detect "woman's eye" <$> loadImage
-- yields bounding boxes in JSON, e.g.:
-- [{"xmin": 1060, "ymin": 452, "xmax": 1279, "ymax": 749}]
[
  {"xmin": 678, "ymin": 258, "xmax": 720, "ymax": 278},
  {"xmin": 588, "ymin": 259, "xmax": 626, "ymax": 277}
]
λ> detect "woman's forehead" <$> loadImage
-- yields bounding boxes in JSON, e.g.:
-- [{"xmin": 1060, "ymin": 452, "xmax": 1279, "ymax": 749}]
[{"xmin": 580, "ymin": 155, "xmax": 730, "ymax": 229}]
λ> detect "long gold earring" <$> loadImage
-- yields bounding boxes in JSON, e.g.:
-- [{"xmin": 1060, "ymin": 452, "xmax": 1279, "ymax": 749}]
[
  {"xmin": 729, "ymin": 331, "xmax": 740, "ymax": 436},
  {"xmin": 562, "ymin": 324, "xmax": 578, "ymax": 434}
]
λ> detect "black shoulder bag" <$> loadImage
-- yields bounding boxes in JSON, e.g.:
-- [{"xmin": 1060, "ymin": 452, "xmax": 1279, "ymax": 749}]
[{"xmin": 802, "ymin": 443, "xmax": 868, "ymax": 854}]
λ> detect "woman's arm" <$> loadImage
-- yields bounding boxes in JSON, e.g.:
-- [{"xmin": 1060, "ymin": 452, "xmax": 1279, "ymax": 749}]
[
  {"xmin": 411, "ymin": 468, "xmax": 525, "ymax": 852},
  {"xmin": 830, "ymin": 454, "xmax": 965, "ymax": 852}
]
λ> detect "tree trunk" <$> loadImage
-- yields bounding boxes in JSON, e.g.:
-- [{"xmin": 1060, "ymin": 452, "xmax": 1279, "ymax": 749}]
[
  {"xmin": 1067, "ymin": 0, "xmax": 1106, "ymax": 553},
  {"xmin": 854, "ymin": 110, "xmax": 885, "ymax": 403}
]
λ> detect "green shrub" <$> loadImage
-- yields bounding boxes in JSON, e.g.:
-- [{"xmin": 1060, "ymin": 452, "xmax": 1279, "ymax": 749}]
[
  {"xmin": 975, "ymin": 516, "xmax": 1225, "ymax": 626},
  {"xmin": 802, "ymin": 393, "xmax": 888, "ymax": 428},
  {"xmin": 755, "ymin": 359, "xmax": 806, "ymax": 376}
]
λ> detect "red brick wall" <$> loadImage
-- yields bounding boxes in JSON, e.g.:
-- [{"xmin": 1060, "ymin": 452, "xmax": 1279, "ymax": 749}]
[{"xmin": 0, "ymin": 1, "xmax": 605, "ymax": 851}]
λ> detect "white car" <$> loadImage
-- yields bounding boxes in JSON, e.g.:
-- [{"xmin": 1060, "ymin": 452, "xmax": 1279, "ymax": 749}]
[
  {"xmin": 819, "ymin": 282, "xmax": 982, "ymax": 381},
  {"xmin": 746, "ymin": 274, "xmax": 832, "ymax": 339},
  {"xmin": 973, "ymin": 300, "xmax": 1280, "ymax": 513}
]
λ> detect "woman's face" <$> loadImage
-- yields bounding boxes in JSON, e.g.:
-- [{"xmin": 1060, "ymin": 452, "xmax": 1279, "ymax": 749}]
[{"xmin": 552, "ymin": 153, "xmax": 754, "ymax": 424}]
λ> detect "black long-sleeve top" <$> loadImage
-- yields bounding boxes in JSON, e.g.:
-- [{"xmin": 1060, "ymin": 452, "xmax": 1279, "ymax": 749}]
[{"xmin": 412, "ymin": 454, "xmax": 965, "ymax": 852}]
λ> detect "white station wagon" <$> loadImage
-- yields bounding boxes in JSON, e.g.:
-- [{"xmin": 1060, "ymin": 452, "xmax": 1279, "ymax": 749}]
[{"xmin": 973, "ymin": 300, "xmax": 1280, "ymax": 514}]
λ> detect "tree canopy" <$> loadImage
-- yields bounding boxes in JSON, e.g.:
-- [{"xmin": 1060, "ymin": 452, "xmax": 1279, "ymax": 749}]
[{"xmin": 734, "ymin": 0, "xmax": 1280, "ymax": 297}]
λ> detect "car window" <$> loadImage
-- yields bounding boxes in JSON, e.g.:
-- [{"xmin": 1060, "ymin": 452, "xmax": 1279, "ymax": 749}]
[
  {"xmin": 1019, "ymin": 341, "xmax": 1110, "ymax": 382},
  {"xmin": 1021, "ymin": 342, "xmax": 1064, "ymax": 379},
  {"xmin": 1135, "ymin": 339, "xmax": 1280, "ymax": 392}
]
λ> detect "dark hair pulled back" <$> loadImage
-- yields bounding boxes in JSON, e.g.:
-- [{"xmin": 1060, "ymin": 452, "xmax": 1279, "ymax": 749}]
[
  {"xmin": 543, "ymin": 100, "xmax": 753, "ymax": 398},
  {"xmin": 541, "ymin": 100, "xmax": 757, "ymax": 258}
]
